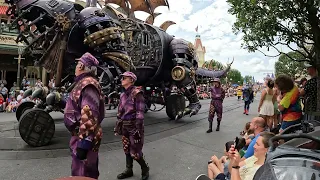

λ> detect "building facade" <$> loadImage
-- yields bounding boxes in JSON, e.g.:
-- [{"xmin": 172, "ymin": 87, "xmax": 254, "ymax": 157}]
[
  {"xmin": 0, "ymin": 0, "xmax": 49, "ymax": 91},
  {"xmin": 194, "ymin": 34, "xmax": 206, "ymax": 67}
]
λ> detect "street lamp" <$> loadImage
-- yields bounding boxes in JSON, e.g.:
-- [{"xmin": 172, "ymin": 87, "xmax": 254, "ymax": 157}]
[{"xmin": 15, "ymin": 43, "xmax": 25, "ymax": 90}]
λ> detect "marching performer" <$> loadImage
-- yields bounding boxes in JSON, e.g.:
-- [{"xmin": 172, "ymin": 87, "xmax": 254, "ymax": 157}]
[
  {"xmin": 114, "ymin": 72, "xmax": 150, "ymax": 180},
  {"xmin": 242, "ymin": 84, "xmax": 254, "ymax": 115},
  {"xmin": 64, "ymin": 52, "xmax": 104, "ymax": 179},
  {"xmin": 207, "ymin": 78, "xmax": 225, "ymax": 132}
]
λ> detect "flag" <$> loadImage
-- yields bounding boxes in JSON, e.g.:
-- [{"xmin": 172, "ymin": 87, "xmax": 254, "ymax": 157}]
[
  {"xmin": 195, "ymin": 25, "xmax": 198, "ymax": 32},
  {"xmin": 271, "ymin": 73, "xmax": 275, "ymax": 79}
]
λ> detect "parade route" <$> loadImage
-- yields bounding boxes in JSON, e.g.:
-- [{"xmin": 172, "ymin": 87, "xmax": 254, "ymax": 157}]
[{"xmin": 0, "ymin": 96, "xmax": 259, "ymax": 180}]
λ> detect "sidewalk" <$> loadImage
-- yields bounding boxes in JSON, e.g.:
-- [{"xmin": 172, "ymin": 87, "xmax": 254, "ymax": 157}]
[{"xmin": 0, "ymin": 98, "xmax": 260, "ymax": 180}]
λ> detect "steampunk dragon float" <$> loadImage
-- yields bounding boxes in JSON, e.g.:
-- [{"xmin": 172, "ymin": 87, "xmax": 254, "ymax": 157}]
[{"xmin": 5, "ymin": 0, "xmax": 232, "ymax": 147}]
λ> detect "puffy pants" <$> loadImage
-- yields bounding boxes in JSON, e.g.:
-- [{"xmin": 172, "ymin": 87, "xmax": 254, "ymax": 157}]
[
  {"xmin": 69, "ymin": 136, "xmax": 99, "ymax": 179},
  {"xmin": 208, "ymin": 100, "xmax": 223, "ymax": 122},
  {"xmin": 121, "ymin": 126, "xmax": 144, "ymax": 160}
]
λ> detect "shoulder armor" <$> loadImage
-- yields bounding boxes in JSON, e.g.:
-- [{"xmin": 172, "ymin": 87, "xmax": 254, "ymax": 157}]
[
  {"xmin": 71, "ymin": 76, "xmax": 102, "ymax": 102},
  {"xmin": 131, "ymin": 86, "xmax": 143, "ymax": 98}
]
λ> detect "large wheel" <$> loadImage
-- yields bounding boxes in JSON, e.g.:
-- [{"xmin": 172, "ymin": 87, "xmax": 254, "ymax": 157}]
[
  {"xmin": 165, "ymin": 94, "xmax": 186, "ymax": 120},
  {"xmin": 15, "ymin": 101, "xmax": 36, "ymax": 121},
  {"xmin": 19, "ymin": 108, "xmax": 55, "ymax": 147}
]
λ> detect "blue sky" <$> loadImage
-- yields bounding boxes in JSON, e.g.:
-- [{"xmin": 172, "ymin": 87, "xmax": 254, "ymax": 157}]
[{"xmin": 85, "ymin": 0, "xmax": 293, "ymax": 82}]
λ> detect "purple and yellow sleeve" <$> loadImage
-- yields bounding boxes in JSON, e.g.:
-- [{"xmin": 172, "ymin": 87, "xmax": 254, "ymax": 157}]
[
  {"xmin": 135, "ymin": 92, "xmax": 145, "ymax": 131},
  {"xmin": 77, "ymin": 85, "xmax": 100, "ymax": 150},
  {"xmin": 221, "ymin": 89, "xmax": 226, "ymax": 100}
]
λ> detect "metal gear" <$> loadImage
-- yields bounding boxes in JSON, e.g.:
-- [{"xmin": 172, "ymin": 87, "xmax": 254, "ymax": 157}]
[{"xmin": 55, "ymin": 13, "xmax": 71, "ymax": 31}]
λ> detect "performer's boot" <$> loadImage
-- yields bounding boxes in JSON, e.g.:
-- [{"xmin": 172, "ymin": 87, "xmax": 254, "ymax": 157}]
[
  {"xmin": 136, "ymin": 156, "xmax": 150, "ymax": 180},
  {"xmin": 117, "ymin": 154, "xmax": 134, "ymax": 179},
  {"xmin": 206, "ymin": 121, "xmax": 213, "ymax": 133},
  {"xmin": 216, "ymin": 120, "xmax": 221, "ymax": 131}
]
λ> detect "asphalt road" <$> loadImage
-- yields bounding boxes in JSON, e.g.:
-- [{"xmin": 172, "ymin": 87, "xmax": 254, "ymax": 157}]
[{"xmin": 0, "ymin": 95, "xmax": 260, "ymax": 180}]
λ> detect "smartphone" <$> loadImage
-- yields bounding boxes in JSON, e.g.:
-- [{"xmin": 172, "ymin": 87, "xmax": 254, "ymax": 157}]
[{"xmin": 232, "ymin": 137, "xmax": 239, "ymax": 154}]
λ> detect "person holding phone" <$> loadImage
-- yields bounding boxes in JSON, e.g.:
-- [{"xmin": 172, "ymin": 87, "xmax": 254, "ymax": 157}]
[{"xmin": 228, "ymin": 132, "xmax": 275, "ymax": 180}]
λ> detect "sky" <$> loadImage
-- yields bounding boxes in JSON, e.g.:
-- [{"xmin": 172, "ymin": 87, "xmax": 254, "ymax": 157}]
[{"xmin": 79, "ymin": 0, "xmax": 293, "ymax": 83}]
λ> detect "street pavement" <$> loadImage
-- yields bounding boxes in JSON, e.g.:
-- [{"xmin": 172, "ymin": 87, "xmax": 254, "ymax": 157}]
[{"xmin": 0, "ymin": 95, "xmax": 261, "ymax": 180}]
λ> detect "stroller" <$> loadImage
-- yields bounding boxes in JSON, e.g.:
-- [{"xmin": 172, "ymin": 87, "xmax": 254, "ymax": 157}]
[{"xmin": 253, "ymin": 124, "xmax": 320, "ymax": 180}]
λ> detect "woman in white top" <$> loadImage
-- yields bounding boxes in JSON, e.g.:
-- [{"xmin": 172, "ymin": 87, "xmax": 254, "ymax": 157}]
[
  {"xmin": 228, "ymin": 132, "xmax": 275, "ymax": 180},
  {"xmin": 258, "ymin": 79, "xmax": 276, "ymax": 129}
]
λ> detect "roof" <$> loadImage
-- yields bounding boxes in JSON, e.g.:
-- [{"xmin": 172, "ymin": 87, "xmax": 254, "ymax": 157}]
[{"xmin": 194, "ymin": 35, "xmax": 206, "ymax": 53}]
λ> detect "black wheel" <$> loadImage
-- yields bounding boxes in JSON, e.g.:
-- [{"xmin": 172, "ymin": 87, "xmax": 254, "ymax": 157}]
[
  {"xmin": 19, "ymin": 108, "xmax": 55, "ymax": 147},
  {"xmin": 165, "ymin": 94, "xmax": 186, "ymax": 120},
  {"xmin": 16, "ymin": 101, "xmax": 36, "ymax": 121}
]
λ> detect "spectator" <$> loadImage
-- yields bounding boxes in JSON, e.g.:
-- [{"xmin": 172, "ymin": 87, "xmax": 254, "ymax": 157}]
[
  {"xmin": 258, "ymin": 79, "xmax": 276, "ymax": 129},
  {"xmin": 48, "ymin": 77, "xmax": 55, "ymax": 89},
  {"xmin": 228, "ymin": 132, "xmax": 275, "ymax": 180},
  {"xmin": 299, "ymin": 77, "xmax": 307, "ymax": 89},
  {"xmin": 0, "ymin": 94, "xmax": 4, "ymax": 112},
  {"xmin": 9, "ymin": 82, "xmax": 17, "ymax": 97},
  {"xmin": 86, "ymin": 0, "xmax": 97, "ymax": 7},
  {"xmin": 6, "ymin": 97, "xmax": 18, "ymax": 112},
  {"xmin": 208, "ymin": 141, "xmax": 234, "ymax": 180},
  {"xmin": 300, "ymin": 62, "xmax": 317, "ymax": 113},
  {"xmin": 241, "ymin": 117, "xmax": 266, "ymax": 160},
  {"xmin": 17, "ymin": 90, "xmax": 24, "ymax": 104},
  {"xmin": 275, "ymin": 74, "xmax": 302, "ymax": 133},
  {"xmin": 0, "ymin": 83, "xmax": 8, "ymax": 100},
  {"xmin": 35, "ymin": 78, "xmax": 43, "ymax": 89}
]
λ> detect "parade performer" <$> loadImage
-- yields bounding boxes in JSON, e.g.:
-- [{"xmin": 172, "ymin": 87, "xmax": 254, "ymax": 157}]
[
  {"xmin": 114, "ymin": 72, "xmax": 149, "ymax": 180},
  {"xmin": 64, "ymin": 52, "xmax": 104, "ymax": 179},
  {"xmin": 242, "ymin": 84, "xmax": 254, "ymax": 115},
  {"xmin": 207, "ymin": 78, "xmax": 225, "ymax": 133}
]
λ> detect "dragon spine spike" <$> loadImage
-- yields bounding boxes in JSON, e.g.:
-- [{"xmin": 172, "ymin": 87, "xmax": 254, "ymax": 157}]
[
  {"xmin": 159, "ymin": 20, "xmax": 176, "ymax": 31},
  {"xmin": 145, "ymin": 12, "xmax": 161, "ymax": 24},
  {"xmin": 105, "ymin": 0, "xmax": 168, "ymax": 15}
]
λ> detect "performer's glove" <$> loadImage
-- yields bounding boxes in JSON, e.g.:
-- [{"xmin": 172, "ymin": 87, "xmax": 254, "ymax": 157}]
[
  {"xmin": 76, "ymin": 147, "xmax": 88, "ymax": 160},
  {"xmin": 133, "ymin": 130, "xmax": 141, "ymax": 144}
]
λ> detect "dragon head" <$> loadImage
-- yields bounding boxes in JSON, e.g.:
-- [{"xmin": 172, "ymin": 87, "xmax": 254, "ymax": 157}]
[{"xmin": 5, "ymin": 0, "xmax": 77, "ymax": 72}]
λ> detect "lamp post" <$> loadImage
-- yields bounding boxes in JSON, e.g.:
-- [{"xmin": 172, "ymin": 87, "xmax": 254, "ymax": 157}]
[{"xmin": 15, "ymin": 43, "xmax": 25, "ymax": 90}]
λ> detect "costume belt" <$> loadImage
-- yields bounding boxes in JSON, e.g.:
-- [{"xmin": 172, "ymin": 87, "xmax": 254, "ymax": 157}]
[
  {"xmin": 211, "ymin": 98, "xmax": 222, "ymax": 100},
  {"xmin": 122, "ymin": 120, "xmax": 135, "ymax": 126}
]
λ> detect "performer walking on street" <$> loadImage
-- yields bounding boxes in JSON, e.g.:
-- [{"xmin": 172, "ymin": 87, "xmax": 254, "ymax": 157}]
[
  {"xmin": 242, "ymin": 84, "xmax": 254, "ymax": 115},
  {"xmin": 114, "ymin": 71, "xmax": 150, "ymax": 180},
  {"xmin": 207, "ymin": 78, "xmax": 225, "ymax": 133},
  {"xmin": 64, "ymin": 52, "xmax": 104, "ymax": 179}
]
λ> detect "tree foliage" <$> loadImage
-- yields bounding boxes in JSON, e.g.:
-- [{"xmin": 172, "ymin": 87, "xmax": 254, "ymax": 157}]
[
  {"xmin": 226, "ymin": 0, "xmax": 320, "ymax": 64},
  {"xmin": 275, "ymin": 51, "xmax": 307, "ymax": 78},
  {"xmin": 227, "ymin": 69, "xmax": 243, "ymax": 84},
  {"xmin": 243, "ymin": 75, "xmax": 253, "ymax": 84}
]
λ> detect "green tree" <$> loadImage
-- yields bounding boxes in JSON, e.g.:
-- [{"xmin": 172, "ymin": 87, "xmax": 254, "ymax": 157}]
[
  {"xmin": 243, "ymin": 75, "xmax": 253, "ymax": 84},
  {"xmin": 227, "ymin": 69, "xmax": 243, "ymax": 84},
  {"xmin": 275, "ymin": 51, "xmax": 307, "ymax": 78},
  {"xmin": 226, "ymin": 0, "xmax": 319, "ymax": 65},
  {"xmin": 207, "ymin": 59, "xmax": 226, "ymax": 70}
]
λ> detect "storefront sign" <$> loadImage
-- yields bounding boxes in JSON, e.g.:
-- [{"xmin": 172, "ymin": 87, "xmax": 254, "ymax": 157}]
[{"xmin": 0, "ymin": 35, "xmax": 17, "ymax": 46}]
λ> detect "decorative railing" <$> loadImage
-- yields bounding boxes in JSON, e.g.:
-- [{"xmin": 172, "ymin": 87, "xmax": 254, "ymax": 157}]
[{"xmin": 0, "ymin": 23, "xmax": 18, "ymax": 35}]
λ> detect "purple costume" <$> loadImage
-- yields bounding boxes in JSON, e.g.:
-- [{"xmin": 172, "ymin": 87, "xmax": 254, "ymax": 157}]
[
  {"xmin": 114, "ymin": 72, "xmax": 149, "ymax": 180},
  {"xmin": 117, "ymin": 85, "xmax": 145, "ymax": 158},
  {"xmin": 64, "ymin": 53, "xmax": 104, "ymax": 179},
  {"xmin": 207, "ymin": 78, "xmax": 225, "ymax": 132}
]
